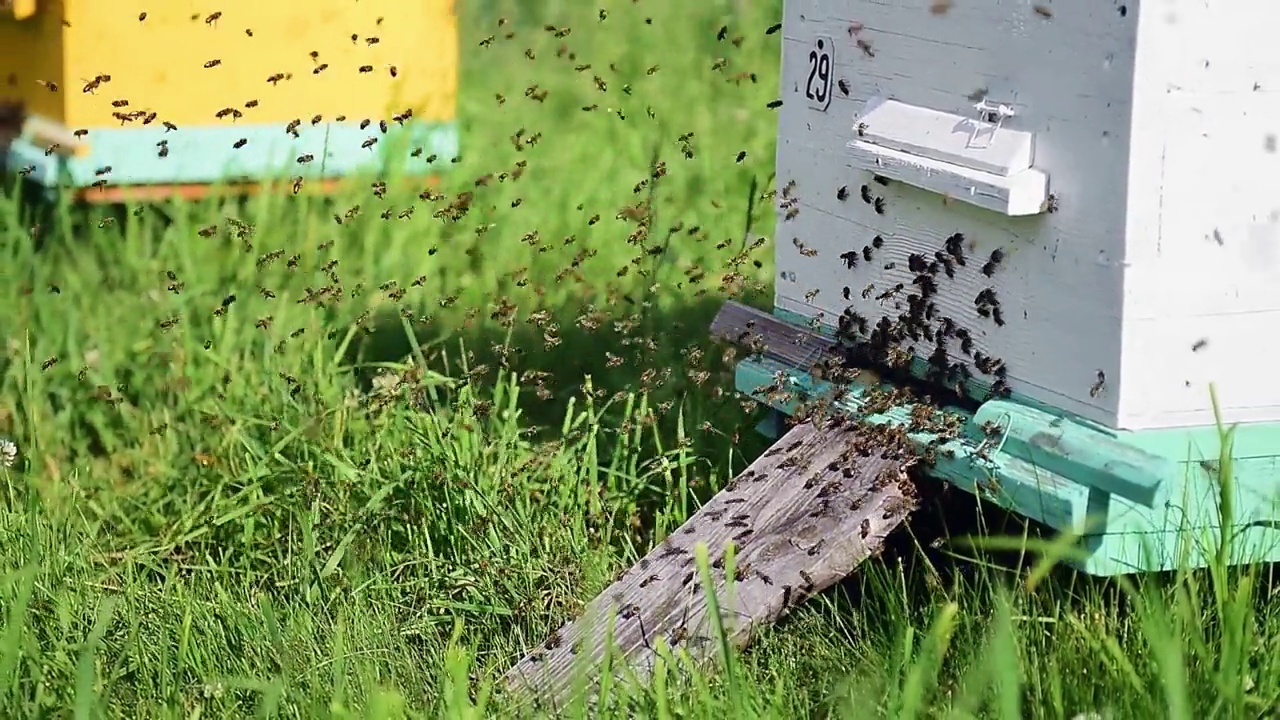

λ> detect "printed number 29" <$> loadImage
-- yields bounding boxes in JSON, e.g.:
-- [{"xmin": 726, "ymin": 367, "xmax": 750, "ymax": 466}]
[{"xmin": 805, "ymin": 37, "xmax": 833, "ymax": 111}]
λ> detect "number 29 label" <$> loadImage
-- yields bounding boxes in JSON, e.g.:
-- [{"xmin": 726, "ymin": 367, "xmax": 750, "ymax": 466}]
[{"xmin": 805, "ymin": 36, "xmax": 834, "ymax": 111}]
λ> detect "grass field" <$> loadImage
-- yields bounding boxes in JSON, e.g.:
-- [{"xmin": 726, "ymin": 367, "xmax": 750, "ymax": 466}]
[{"xmin": 2, "ymin": 0, "xmax": 1279, "ymax": 717}]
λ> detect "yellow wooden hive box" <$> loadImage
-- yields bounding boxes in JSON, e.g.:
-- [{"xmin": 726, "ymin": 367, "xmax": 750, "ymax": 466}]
[{"xmin": 0, "ymin": 0, "xmax": 458, "ymax": 200}]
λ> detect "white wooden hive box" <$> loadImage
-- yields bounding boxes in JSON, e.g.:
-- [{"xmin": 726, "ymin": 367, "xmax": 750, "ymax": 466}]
[{"xmin": 774, "ymin": 0, "xmax": 1280, "ymax": 431}]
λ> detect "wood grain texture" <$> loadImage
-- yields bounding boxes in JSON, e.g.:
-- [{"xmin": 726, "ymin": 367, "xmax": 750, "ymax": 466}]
[
  {"xmin": 503, "ymin": 418, "xmax": 918, "ymax": 709},
  {"xmin": 709, "ymin": 299, "xmax": 836, "ymax": 373}
]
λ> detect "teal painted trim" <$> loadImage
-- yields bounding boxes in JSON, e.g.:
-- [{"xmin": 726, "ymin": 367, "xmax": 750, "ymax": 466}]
[
  {"xmin": 1078, "ymin": 523, "xmax": 1280, "ymax": 576},
  {"xmin": 5, "ymin": 118, "xmax": 459, "ymax": 189},
  {"xmin": 754, "ymin": 409, "xmax": 787, "ymax": 440},
  {"xmin": 972, "ymin": 401, "xmax": 1170, "ymax": 508},
  {"xmin": 735, "ymin": 307, "xmax": 1280, "ymax": 574},
  {"xmin": 736, "ymin": 357, "xmax": 1092, "ymax": 533}
]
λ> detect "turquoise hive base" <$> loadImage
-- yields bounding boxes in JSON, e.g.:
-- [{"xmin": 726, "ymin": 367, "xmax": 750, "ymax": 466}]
[
  {"xmin": 738, "ymin": 309, "xmax": 1280, "ymax": 576},
  {"xmin": 5, "ymin": 116, "xmax": 459, "ymax": 193}
]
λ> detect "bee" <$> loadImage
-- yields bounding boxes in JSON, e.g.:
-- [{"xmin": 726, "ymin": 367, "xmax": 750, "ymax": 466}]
[
  {"xmin": 159, "ymin": 316, "xmax": 180, "ymax": 331},
  {"xmin": 767, "ymin": 99, "xmax": 783, "ymax": 109},
  {"xmin": 204, "ymin": 59, "xmax": 222, "ymax": 69},
  {"xmin": 205, "ymin": 12, "xmax": 222, "ymax": 24},
  {"xmin": 836, "ymin": 185, "xmax": 850, "ymax": 201},
  {"xmin": 982, "ymin": 248, "xmax": 1005, "ymax": 276},
  {"xmin": 73, "ymin": 128, "xmax": 89, "ymax": 139},
  {"xmin": 41, "ymin": 356, "xmax": 58, "ymax": 371},
  {"xmin": 313, "ymin": 64, "xmax": 328, "ymax": 74},
  {"xmin": 296, "ymin": 153, "xmax": 313, "ymax": 164},
  {"xmin": 873, "ymin": 197, "xmax": 886, "ymax": 214},
  {"xmin": 37, "ymin": 79, "xmax": 58, "ymax": 92},
  {"xmin": 1033, "ymin": 4, "xmax": 1053, "ymax": 18},
  {"xmin": 1090, "ymin": 370, "xmax": 1107, "ymax": 397},
  {"xmin": 163, "ymin": 121, "xmax": 177, "ymax": 132},
  {"xmin": 860, "ymin": 184, "xmax": 873, "ymax": 203},
  {"xmin": 1192, "ymin": 338, "xmax": 1208, "ymax": 352},
  {"xmin": 138, "ymin": 11, "xmax": 147, "ymax": 20},
  {"xmin": 359, "ymin": 65, "xmax": 374, "ymax": 73},
  {"xmin": 111, "ymin": 99, "xmax": 129, "ymax": 108},
  {"xmin": 931, "ymin": 0, "xmax": 953, "ymax": 13},
  {"xmin": 736, "ymin": 150, "xmax": 746, "ymax": 163},
  {"xmin": 267, "ymin": 73, "xmax": 286, "ymax": 84},
  {"xmin": 1043, "ymin": 193, "xmax": 1060, "ymax": 213},
  {"xmin": 233, "ymin": 138, "xmax": 247, "ymax": 149},
  {"xmin": 838, "ymin": 79, "xmax": 851, "ymax": 95}
]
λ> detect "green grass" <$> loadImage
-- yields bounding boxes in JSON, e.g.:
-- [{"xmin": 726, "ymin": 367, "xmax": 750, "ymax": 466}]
[{"xmin": 1, "ymin": 0, "xmax": 1279, "ymax": 717}]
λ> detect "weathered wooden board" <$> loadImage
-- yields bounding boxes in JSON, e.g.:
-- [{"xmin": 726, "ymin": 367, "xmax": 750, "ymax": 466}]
[{"xmin": 503, "ymin": 417, "xmax": 919, "ymax": 709}]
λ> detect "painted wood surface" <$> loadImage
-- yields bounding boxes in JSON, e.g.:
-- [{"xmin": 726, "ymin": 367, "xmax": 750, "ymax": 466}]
[
  {"xmin": 6, "ymin": 117, "xmax": 458, "ymax": 188},
  {"xmin": 503, "ymin": 418, "xmax": 918, "ymax": 708},
  {"xmin": 774, "ymin": 0, "xmax": 1280, "ymax": 431},
  {"xmin": 0, "ymin": 1, "xmax": 457, "ymax": 128}
]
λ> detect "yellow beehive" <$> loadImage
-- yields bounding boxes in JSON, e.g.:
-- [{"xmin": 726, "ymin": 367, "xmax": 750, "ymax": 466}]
[{"xmin": 1, "ymin": 0, "xmax": 458, "ymax": 198}]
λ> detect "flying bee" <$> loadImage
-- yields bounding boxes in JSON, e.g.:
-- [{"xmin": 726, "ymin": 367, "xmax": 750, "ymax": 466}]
[
  {"xmin": 204, "ymin": 59, "xmax": 222, "ymax": 69},
  {"xmin": 233, "ymin": 138, "xmax": 247, "ymax": 149},
  {"xmin": 359, "ymin": 65, "xmax": 374, "ymax": 73},
  {"xmin": 41, "ymin": 356, "xmax": 58, "ymax": 371},
  {"xmin": 313, "ymin": 63, "xmax": 329, "ymax": 74},
  {"xmin": 1090, "ymin": 370, "xmax": 1106, "ymax": 397},
  {"xmin": 205, "ymin": 11, "xmax": 222, "ymax": 24}
]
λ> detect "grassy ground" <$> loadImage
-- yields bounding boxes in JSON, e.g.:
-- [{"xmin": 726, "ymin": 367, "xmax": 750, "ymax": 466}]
[{"xmin": 1, "ymin": 0, "xmax": 1279, "ymax": 717}]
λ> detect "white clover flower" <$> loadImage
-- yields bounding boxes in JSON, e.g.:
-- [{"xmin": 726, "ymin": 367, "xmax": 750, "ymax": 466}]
[{"xmin": 0, "ymin": 438, "xmax": 16, "ymax": 469}]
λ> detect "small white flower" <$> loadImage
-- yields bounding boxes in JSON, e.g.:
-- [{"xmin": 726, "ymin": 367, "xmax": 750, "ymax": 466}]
[{"xmin": 0, "ymin": 438, "xmax": 17, "ymax": 468}]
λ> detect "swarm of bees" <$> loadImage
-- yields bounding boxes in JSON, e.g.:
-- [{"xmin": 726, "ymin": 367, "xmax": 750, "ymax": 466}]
[{"xmin": 8, "ymin": 9, "xmax": 1122, "ymax": 665}]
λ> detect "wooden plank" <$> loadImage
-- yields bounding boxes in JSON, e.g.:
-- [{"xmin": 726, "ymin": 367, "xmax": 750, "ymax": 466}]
[
  {"xmin": 709, "ymin": 300, "xmax": 837, "ymax": 374},
  {"xmin": 503, "ymin": 417, "xmax": 919, "ymax": 709}
]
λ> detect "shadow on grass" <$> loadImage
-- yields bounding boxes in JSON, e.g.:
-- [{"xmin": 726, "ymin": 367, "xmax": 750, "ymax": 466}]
[
  {"xmin": 342, "ymin": 285, "xmax": 1120, "ymax": 606},
  {"xmin": 344, "ymin": 287, "xmax": 775, "ymax": 541}
]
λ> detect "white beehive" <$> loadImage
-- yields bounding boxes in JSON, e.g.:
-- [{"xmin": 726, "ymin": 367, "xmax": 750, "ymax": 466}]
[{"xmin": 774, "ymin": 0, "xmax": 1280, "ymax": 431}]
